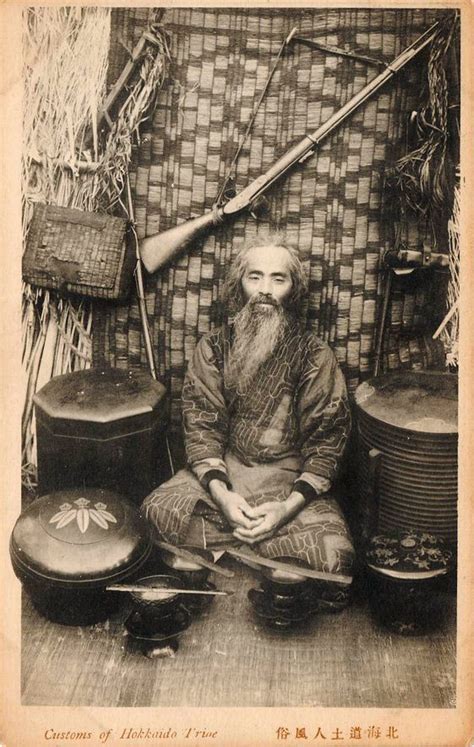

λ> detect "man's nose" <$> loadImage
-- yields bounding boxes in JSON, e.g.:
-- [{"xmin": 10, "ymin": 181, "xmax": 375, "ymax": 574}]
[{"xmin": 260, "ymin": 276, "xmax": 272, "ymax": 294}]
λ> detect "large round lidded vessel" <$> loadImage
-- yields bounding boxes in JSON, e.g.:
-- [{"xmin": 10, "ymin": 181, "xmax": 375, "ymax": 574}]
[
  {"xmin": 365, "ymin": 530, "xmax": 453, "ymax": 635},
  {"xmin": 10, "ymin": 488, "xmax": 153, "ymax": 625},
  {"xmin": 354, "ymin": 371, "xmax": 458, "ymax": 544},
  {"xmin": 33, "ymin": 367, "xmax": 168, "ymax": 504}
]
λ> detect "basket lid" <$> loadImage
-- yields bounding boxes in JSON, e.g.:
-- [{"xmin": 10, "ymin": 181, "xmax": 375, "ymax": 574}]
[
  {"xmin": 354, "ymin": 372, "xmax": 457, "ymax": 434},
  {"xmin": 33, "ymin": 367, "xmax": 166, "ymax": 424},
  {"xmin": 10, "ymin": 488, "xmax": 152, "ymax": 589},
  {"xmin": 366, "ymin": 530, "xmax": 452, "ymax": 578}
]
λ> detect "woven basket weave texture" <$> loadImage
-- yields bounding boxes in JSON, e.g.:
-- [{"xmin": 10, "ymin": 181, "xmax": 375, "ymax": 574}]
[
  {"xmin": 94, "ymin": 7, "xmax": 446, "ymax": 432},
  {"xmin": 24, "ymin": 203, "xmax": 133, "ymax": 301}
]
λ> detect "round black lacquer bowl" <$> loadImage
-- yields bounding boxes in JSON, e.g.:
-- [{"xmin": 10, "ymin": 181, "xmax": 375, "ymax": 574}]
[{"xmin": 130, "ymin": 574, "xmax": 187, "ymax": 628}]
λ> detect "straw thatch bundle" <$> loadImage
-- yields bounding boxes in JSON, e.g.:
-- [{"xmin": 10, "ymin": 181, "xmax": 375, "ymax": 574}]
[
  {"xmin": 391, "ymin": 14, "xmax": 458, "ymax": 220},
  {"xmin": 22, "ymin": 8, "xmax": 110, "ymax": 485},
  {"xmin": 22, "ymin": 7, "xmax": 169, "ymax": 486},
  {"xmin": 382, "ymin": 13, "xmax": 459, "ymax": 370},
  {"xmin": 439, "ymin": 180, "xmax": 460, "ymax": 365}
]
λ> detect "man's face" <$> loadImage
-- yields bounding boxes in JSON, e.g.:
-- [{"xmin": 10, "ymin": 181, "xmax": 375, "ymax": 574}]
[{"xmin": 241, "ymin": 245, "xmax": 293, "ymax": 307}]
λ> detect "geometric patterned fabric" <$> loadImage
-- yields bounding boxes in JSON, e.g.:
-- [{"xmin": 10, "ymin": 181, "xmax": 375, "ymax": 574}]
[
  {"xmin": 180, "ymin": 321, "xmax": 350, "ymax": 485},
  {"xmin": 142, "ymin": 317, "xmax": 355, "ymax": 601},
  {"xmin": 93, "ymin": 7, "xmax": 446, "ymax": 435},
  {"xmin": 144, "ymin": 474, "xmax": 354, "ymax": 611}
]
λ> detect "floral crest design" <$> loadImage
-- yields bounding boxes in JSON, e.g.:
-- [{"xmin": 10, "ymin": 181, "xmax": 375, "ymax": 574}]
[{"xmin": 49, "ymin": 497, "xmax": 117, "ymax": 534}]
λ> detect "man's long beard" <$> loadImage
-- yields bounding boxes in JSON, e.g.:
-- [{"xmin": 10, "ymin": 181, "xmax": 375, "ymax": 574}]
[{"xmin": 225, "ymin": 294, "xmax": 290, "ymax": 393}]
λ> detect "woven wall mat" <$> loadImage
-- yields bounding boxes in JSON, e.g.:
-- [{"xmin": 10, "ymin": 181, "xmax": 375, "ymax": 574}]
[{"xmin": 94, "ymin": 7, "xmax": 447, "ymax": 432}]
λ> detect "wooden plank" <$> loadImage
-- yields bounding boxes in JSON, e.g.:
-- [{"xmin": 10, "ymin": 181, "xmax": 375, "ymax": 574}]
[
  {"xmin": 97, "ymin": 34, "xmax": 148, "ymax": 130},
  {"xmin": 226, "ymin": 547, "xmax": 353, "ymax": 585},
  {"xmin": 153, "ymin": 539, "xmax": 234, "ymax": 578}
]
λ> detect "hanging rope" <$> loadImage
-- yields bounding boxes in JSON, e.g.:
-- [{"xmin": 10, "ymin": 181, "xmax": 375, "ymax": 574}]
[{"xmin": 215, "ymin": 27, "xmax": 297, "ymax": 207}]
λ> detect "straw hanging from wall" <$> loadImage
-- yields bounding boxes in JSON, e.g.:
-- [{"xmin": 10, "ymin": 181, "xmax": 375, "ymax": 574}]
[{"xmin": 22, "ymin": 7, "xmax": 170, "ymax": 485}]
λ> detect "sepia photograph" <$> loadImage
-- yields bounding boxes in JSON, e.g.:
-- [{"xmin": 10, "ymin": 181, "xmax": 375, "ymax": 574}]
[{"xmin": 1, "ymin": 3, "xmax": 473, "ymax": 746}]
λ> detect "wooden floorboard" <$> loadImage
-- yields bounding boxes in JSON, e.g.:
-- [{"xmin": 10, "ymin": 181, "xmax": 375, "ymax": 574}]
[{"xmin": 21, "ymin": 562, "xmax": 456, "ymax": 708}]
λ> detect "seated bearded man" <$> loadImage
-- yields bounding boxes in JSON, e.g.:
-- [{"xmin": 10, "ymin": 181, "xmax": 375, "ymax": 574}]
[{"xmin": 142, "ymin": 234, "xmax": 355, "ymax": 610}]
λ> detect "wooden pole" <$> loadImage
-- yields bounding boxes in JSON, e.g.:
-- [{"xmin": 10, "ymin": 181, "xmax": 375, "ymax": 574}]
[{"xmin": 125, "ymin": 176, "xmax": 158, "ymax": 380}]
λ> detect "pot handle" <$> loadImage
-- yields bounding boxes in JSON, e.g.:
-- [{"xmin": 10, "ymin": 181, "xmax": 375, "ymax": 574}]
[{"xmin": 367, "ymin": 447, "xmax": 383, "ymax": 536}]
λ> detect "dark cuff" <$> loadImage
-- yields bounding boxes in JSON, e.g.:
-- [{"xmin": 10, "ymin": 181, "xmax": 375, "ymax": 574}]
[
  {"xmin": 293, "ymin": 479, "xmax": 319, "ymax": 505},
  {"xmin": 200, "ymin": 469, "xmax": 232, "ymax": 491}
]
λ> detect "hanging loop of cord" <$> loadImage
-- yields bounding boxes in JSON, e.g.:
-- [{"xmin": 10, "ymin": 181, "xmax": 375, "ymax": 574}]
[{"xmin": 216, "ymin": 27, "xmax": 298, "ymax": 208}]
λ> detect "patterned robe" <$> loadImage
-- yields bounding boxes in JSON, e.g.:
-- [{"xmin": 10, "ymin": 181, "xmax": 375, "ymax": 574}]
[{"xmin": 143, "ymin": 321, "xmax": 355, "ymax": 608}]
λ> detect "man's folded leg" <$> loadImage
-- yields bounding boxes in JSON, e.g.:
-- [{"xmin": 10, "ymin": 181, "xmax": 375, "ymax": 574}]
[
  {"xmin": 254, "ymin": 497, "xmax": 355, "ymax": 612},
  {"xmin": 182, "ymin": 496, "xmax": 355, "ymax": 612}
]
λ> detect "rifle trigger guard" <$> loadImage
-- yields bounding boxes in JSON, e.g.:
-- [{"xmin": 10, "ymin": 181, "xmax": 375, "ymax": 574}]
[{"xmin": 299, "ymin": 148, "xmax": 315, "ymax": 164}]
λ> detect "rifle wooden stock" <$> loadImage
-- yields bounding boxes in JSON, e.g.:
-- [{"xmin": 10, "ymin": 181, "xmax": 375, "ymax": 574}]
[
  {"xmin": 140, "ymin": 206, "xmax": 224, "ymax": 273},
  {"xmin": 140, "ymin": 19, "xmax": 442, "ymax": 274}
]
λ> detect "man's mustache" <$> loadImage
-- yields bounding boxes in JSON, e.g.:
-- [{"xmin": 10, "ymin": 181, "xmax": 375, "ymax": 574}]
[{"xmin": 248, "ymin": 293, "xmax": 280, "ymax": 308}]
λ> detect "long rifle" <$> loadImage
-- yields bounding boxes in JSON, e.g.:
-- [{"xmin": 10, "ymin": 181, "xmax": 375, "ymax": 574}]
[{"xmin": 140, "ymin": 21, "xmax": 441, "ymax": 274}]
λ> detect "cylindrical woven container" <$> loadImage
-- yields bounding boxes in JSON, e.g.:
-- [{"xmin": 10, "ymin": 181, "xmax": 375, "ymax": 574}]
[
  {"xmin": 10, "ymin": 488, "xmax": 152, "ymax": 626},
  {"xmin": 354, "ymin": 371, "xmax": 458, "ymax": 543},
  {"xmin": 365, "ymin": 530, "xmax": 453, "ymax": 635}
]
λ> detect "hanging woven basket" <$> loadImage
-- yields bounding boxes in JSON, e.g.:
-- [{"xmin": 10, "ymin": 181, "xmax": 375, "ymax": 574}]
[{"xmin": 23, "ymin": 203, "xmax": 135, "ymax": 301}]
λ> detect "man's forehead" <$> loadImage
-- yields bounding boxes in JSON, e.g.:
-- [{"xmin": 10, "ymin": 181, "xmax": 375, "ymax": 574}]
[{"xmin": 244, "ymin": 244, "xmax": 291, "ymax": 273}]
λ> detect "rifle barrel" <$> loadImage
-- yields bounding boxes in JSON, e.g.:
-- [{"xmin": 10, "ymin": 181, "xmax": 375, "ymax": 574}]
[
  {"xmin": 223, "ymin": 20, "xmax": 441, "ymax": 214},
  {"xmin": 140, "ymin": 19, "xmax": 442, "ymax": 272}
]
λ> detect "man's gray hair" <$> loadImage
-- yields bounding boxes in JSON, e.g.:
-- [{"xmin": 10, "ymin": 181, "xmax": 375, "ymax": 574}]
[{"xmin": 223, "ymin": 231, "xmax": 308, "ymax": 315}]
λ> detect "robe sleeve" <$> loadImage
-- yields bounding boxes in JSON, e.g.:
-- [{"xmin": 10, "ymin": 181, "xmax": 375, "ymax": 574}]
[
  {"xmin": 181, "ymin": 332, "xmax": 231, "ymax": 490},
  {"xmin": 294, "ymin": 339, "xmax": 351, "ymax": 503}
]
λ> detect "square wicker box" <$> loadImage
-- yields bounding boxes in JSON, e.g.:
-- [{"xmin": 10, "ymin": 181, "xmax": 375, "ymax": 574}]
[{"xmin": 23, "ymin": 203, "xmax": 135, "ymax": 301}]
